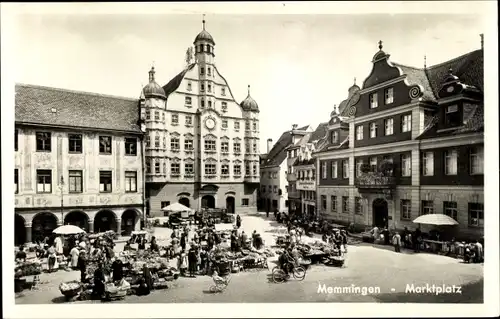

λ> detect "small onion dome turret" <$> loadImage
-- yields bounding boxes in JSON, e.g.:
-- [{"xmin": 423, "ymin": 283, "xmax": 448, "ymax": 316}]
[
  {"xmin": 143, "ymin": 66, "xmax": 166, "ymax": 100},
  {"xmin": 240, "ymin": 85, "xmax": 259, "ymax": 112},
  {"xmin": 348, "ymin": 77, "xmax": 361, "ymax": 96},
  {"xmin": 372, "ymin": 40, "xmax": 389, "ymax": 62}
]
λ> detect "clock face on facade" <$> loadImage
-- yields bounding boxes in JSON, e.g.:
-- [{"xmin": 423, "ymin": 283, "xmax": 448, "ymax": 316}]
[
  {"xmin": 205, "ymin": 117, "xmax": 216, "ymax": 130},
  {"xmin": 447, "ymin": 86, "xmax": 455, "ymax": 93}
]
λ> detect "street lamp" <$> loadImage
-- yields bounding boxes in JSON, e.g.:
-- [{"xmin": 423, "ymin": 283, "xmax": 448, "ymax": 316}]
[{"xmin": 58, "ymin": 176, "xmax": 64, "ymax": 225}]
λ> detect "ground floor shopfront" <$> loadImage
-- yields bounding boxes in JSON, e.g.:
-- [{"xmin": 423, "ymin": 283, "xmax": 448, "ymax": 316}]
[
  {"xmin": 15, "ymin": 205, "xmax": 143, "ymax": 246},
  {"xmin": 147, "ymin": 182, "xmax": 258, "ymax": 218},
  {"xmin": 316, "ymin": 185, "xmax": 484, "ymax": 240}
]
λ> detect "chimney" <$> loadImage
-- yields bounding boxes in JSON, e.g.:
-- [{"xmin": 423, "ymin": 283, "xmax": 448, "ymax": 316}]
[
  {"xmin": 292, "ymin": 124, "xmax": 298, "ymax": 130},
  {"xmin": 480, "ymin": 34, "xmax": 484, "ymax": 50},
  {"xmin": 267, "ymin": 138, "xmax": 272, "ymax": 153}
]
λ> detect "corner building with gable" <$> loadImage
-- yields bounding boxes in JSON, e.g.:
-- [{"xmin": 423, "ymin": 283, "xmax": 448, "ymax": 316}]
[
  {"xmin": 314, "ymin": 39, "xmax": 484, "ymax": 239},
  {"xmin": 143, "ymin": 21, "xmax": 260, "ymax": 217}
]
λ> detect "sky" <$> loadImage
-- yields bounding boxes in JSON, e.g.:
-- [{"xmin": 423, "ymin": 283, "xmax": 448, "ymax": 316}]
[{"xmin": 11, "ymin": 5, "xmax": 489, "ymax": 151}]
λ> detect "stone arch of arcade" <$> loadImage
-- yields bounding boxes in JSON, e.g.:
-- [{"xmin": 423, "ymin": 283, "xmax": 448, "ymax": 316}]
[
  {"xmin": 64, "ymin": 210, "xmax": 90, "ymax": 232},
  {"xmin": 31, "ymin": 212, "xmax": 59, "ymax": 243},
  {"xmin": 121, "ymin": 208, "xmax": 142, "ymax": 236},
  {"xmin": 94, "ymin": 209, "xmax": 118, "ymax": 234},
  {"xmin": 15, "ymin": 214, "xmax": 27, "ymax": 246}
]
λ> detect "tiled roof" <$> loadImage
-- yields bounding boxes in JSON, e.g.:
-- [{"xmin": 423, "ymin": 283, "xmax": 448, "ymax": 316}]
[
  {"xmin": 15, "ymin": 84, "xmax": 141, "ymax": 133},
  {"xmin": 392, "ymin": 63, "xmax": 436, "ymax": 101},
  {"xmin": 162, "ymin": 64, "xmax": 196, "ymax": 99},
  {"xmin": 262, "ymin": 131, "xmax": 292, "ymax": 167},
  {"xmin": 309, "ymin": 122, "xmax": 328, "ymax": 143}
]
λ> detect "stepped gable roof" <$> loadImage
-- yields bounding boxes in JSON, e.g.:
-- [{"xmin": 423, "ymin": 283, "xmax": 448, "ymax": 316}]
[
  {"xmin": 15, "ymin": 83, "xmax": 141, "ymax": 133},
  {"xmin": 162, "ymin": 63, "xmax": 196, "ymax": 99}
]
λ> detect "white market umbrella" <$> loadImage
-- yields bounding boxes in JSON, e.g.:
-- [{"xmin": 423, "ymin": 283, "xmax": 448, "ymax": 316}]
[
  {"xmin": 53, "ymin": 225, "xmax": 86, "ymax": 235},
  {"xmin": 161, "ymin": 202, "xmax": 193, "ymax": 213},
  {"xmin": 412, "ymin": 214, "xmax": 459, "ymax": 226}
]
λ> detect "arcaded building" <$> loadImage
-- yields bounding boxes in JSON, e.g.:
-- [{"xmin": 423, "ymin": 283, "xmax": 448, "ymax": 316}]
[
  {"xmin": 314, "ymin": 38, "xmax": 484, "ymax": 239},
  {"xmin": 143, "ymin": 20, "xmax": 260, "ymax": 217}
]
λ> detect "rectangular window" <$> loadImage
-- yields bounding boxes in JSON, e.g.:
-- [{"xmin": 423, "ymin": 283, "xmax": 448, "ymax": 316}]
[
  {"xmin": 15, "ymin": 169, "xmax": 19, "ymax": 194},
  {"xmin": 234, "ymin": 142, "xmax": 241, "ymax": 153},
  {"xmin": 36, "ymin": 132, "xmax": 51, "ymax": 152},
  {"xmin": 171, "ymin": 163, "xmax": 180, "ymax": 175},
  {"xmin": 15, "ymin": 129, "xmax": 19, "ymax": 151},
  {"xmin": 422, "ymin": 152, "xmax": 434, "ymax": 176},
  {"xmin": 242, "ymin": 198, "xmax": 249, "ymax": 206},
  {"xmin": 208, "ymin": 101, "xmax": 212, "ymax": 108},
  {"xmin": 200, "ymin": 67, "xmax": 205, "ymax": 75},
  {"xmin": 207, "ymin": 67, "xmax": 211, "ymax": 76},
  {"xmin": 355, "ymin": 197, "xmax": 363, "ymax": 214},
  {"xmin": 68, "ymin": 170, "xmax": 83, "ymax": 193},
  {"xmin": 400, "ymin": 200, "xmax": 411, "ymax": 220},
  {"xmin": 253, "ymin": 122, "xmax": 257, "ymax": 131},
  {"xmin": 99, "ymin": 136, "xmax": 112, "ymax": 154},
  {"xmin": 468, "ymin": 203, "xmax": 484, "ymax": 227},
  {"xmin": 154, "ymin": 136, "xmax": 160, "ymax": 148},
  {"xmin": 444, "ymin": 150, "xmax": 458, "ymax": 175},
  {"xmin": 68, "ymin": 134, "xmax": 83, "ymax": 153},
  {"xmin": 171, "ymin": 114, "xmax": 179, "ymax": 124},
  {"xmin": 245, "ymin": 163, "xmax": 251, "ymax": 176},
  {"xmin": 385, "ymin": 87, "xmax": 394, "ymax": 104},
  {"xmin": 205, "ymin": 140, "xmax": 216, "ymax": 151},
  {"xmin": 221, "ymin": 164, "xmax": 229, "ymax": 175},
  {"xmin": 155, "ymin": 161, "xmax": 160, "ymax": 174},
  {"xmin": 185, "ymin": 115, "xmax": 193, "ymax": 126},
  {"xmin": 421, "ymin": 200, "xmax": 434, "ymax": 215},
  {"xmin": 36, "ymin": 169, "xmax": 52, "ymax": 193},
  {"xmin": 384, "ymin": 118, "xmax": 394, "ymax": 136},
  {"xmin": 208, "ymin": 84, "xmax": 212, "ymax": 92},
  {"xmin": 221, "ymin": 87, "xmax": 226, "ymax": 96},
  {"xmin": 245, "ymin": 121, "xmax": 250, "ymax": 131},
  {"xmin": 369, "ymin": 157, "xmax": 377, "ymax": 172},
  {"xmin": 369, "ymin": 122, "xmax": 377, "ymax": 138},
  {"xmin": 342, "ymin": 196, "xmax": 349, "ymax": 213},
  {"xmin": 331, "ymin": 196, "xmax": 337, "ymax": 212},
  {"xmin": 261, "ymin": 186, "xmax": 266, "ymax": 193},
  {"xmin": 221, "ymin": 102, "xmax": 228, "ymax": 111},
  {"xmin": 205, "ymin": 164, "xmax": 217, "ymax": 175},
  {"xmin": 356, "ymin": 125, "xmax": 363, "ymax": 140},
  {"xmin": 222, "ymin": 120, "xmax": 228, "ymax": 128},
  {"xmin": 331, "ymin": 131, "xmax": 338, "ymax": 143},
  {"xmin": 273, "ymin": 186, "xmax": 278, "ymax": 193},
  {"xmin": 321, "ymin": 195, "xmax": 327, "ymax": 210},
  {"xmin": 184, "ymin": 163, "xmax": 194, "ymax": 175},
  {"xmin": 124, "ymin": 171, "xmax": 137, "ymax": 192},
  {"xmin": 355, "ymin": 159, "xmax": 364, "ymax": 177},
  {"xmin": 187, "ymin": 82, "xmax": 192, "ymax": 91},
  {"xmin": 154, "ymin": 111, "xmax": 160, "ymax": 121},
  {"xmin": 253, "ymin": 164, "xmax": 258, "ymax": 176},
  {"xmin": 331, "ymin": 161, "xmax": 338, "ymax": 178},
  {"xmin": 369, "ymin": 93, "xmax": 378, "ymax": 108},
  {"xmin": 185, "ymin": 96, "xmax": 192, "ymax": 105},
  {"xmin": 146, "ymin": 110, "xmax": 151, "ymax": 120},
  {"xmin": 234, "ymin": 121, "xmax": 240, "ymax": 130},
  {"xmin": 342, "ymin": 160, "xmax": 349, "ymax": 179},
  {"xmin": 321, "ymin": 162, "xmax": 327, "ymax": 179},
  {"xmin": 171, "ymin": 138, "xmax": 180, "ymax": 150},
  {"xmin": 445, "ymin": 104, "xmax": 460, "ymax": 127},
  {"xmin": 470, "ymin": 146, "xmax": 484, "ymax": 175},
  {"xmin": 221, "ymin": 141, "xmax": 229, "ymax": 153},
  {"xmin": 233, "ymin": 165, "xmax": 241, "ymax": 176},
  {"xmin": 253, "ymin": 143, "xmax": 257, "ymax": 153},
  {"xmin": 443, "ymin": 201, "xmax": 458, "ymax": 221},
  {"xmin": 401, "ymin": 114, "xmax": 412, "ymax": 132},
  {"xmin": 401, "ymin": 154, "xmax": 411, "ymax": 177},
  {"xmin": 184, "ymin": 139, "xmax": 194, "ymax": 151},
  {"xmin": 201, "ymin": 100, "xmax": 205, "ymax": 108},
  {"xmin": 99, "ymin": 171, "xmax": 112, "ymax": 193},
  {"xmin": 125, "ymin": 137, "xmax": 137, "ymax": 155},
  {"xmin": 146, "ymin": 160, "xmax": 151, "ymax": 174},
  {"xmin": 161, "ymin": 201, "xmax": 170, "ymax": 209}
]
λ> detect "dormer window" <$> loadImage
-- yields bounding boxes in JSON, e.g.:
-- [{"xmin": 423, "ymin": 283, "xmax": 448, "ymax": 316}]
[
  {"xmin": 331, "ymin": 131, "xmax": 338, "ymax": 143},
  {"xmin": 369, "ymin": 93, "xmax": 378, "ymax": 108},
  {"xmin": 385, "ymin": 88, "xmax": 394, "ymax": 104},
  {"xmin": 445, "ymin": 104, "xmax": 460, "ymax": 127}
]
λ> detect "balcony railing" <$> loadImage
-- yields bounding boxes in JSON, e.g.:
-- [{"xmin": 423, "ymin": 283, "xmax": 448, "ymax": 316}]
[
  {"xmin": 355, "ymin": 172, "xmax": 395, "ymax": 189},
  {"xmin": 286, "ymin": 173, "xmax": 297, "ymax": 182}
]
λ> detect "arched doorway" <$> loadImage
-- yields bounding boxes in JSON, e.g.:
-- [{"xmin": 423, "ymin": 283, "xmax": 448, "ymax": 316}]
[
  {"xmin": 372, "ymin": 198, "xmax": 389, "ymax": 228},
  {"xmin": 201, "ymin": 195, "xmax": 215, "ymax": 209},
  {"xmin": 32, "ymin": 212, "xmax": 58, "ymax": 242},
  {"xmin": 94, "ymin": 210, "xmax": 117, "ymax": 233},
  {"xmin": 226, "ymin": 196, "xmax": 235, "ymax": 215},
  {"xmin": 121, "ymin": 209, "xmax": 139, "ymax": 236},
  {"xmin": 64, "ymin": 211, "xmax": 89, "ymax": 232},
  {"xmin": 15, "ymin": 214, "xmax": 26, "ymax": 246},
  {"xmin": 179, "ymin": 197, "xmax": 190, "ymax": 208}
]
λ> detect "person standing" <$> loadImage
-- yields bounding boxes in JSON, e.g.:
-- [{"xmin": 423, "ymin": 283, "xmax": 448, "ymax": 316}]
[
  {"xmin": 54, "ymin": 235, "xmax": 64, "ymax": 255},
  {"xmin": 180, "ymin": 233, "xmax": 187, "ymax": 252},
  {"xmin": 70, "ymin": 244, "xmax": 80, "ymax": 269},
  {"xmin": 78, "ymin": 249, "xmax": 87, "ymax": 282},
  {"xmin": 47, "ymin": 244, "xmax": 57, "ymax": 272},
  {"xmin": 414, "ymin": 228, "xmax": 422, "ymax": 252},
  {"xmin": 188, "ymin": 247, "xmax": 198, "ymax": 278},
  {"xmin": 392, "ymin": 232, "xmax": 402, "ymax": 252},
  {"xmin": 236, "ymin": 215, "xmax": 242, "ymax": 229}
]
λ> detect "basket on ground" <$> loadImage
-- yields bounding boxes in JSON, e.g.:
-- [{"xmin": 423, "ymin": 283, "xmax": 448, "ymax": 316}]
[{"xmin": 59, "ymin": 281, "xmax": 82, "ymax": 298}]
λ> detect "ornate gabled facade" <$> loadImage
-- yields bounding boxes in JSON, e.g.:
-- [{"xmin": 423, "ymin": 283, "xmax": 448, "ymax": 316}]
[
  {"xmin": 259, "ymin": 125, "xmax": 312, "ymax": 213},
  {"xmin": 314, "ymin": 38, "xmax": 484, "ymax": 239},
  {"xmin": 143, "ymin": 19, "xmax": 260, "ymax": 217}
]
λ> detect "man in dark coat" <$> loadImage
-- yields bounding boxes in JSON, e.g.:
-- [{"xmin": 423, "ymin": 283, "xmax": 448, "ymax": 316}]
[
  {"xmin": 188, "ymin": 247, "xmax": 198, "ymax": 277},
  {"xmin": 236, "ymin": 215, "xmax": 242, "ymax": 229},
  {"xmin": 180, "ymin": 233, "xmax": 187, "ymax": 251}
]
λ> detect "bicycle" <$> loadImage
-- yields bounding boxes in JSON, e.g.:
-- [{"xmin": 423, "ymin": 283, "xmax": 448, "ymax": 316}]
[{"xmin": 271, "ymin": 263, "xmax": 306, "ymax": 283}]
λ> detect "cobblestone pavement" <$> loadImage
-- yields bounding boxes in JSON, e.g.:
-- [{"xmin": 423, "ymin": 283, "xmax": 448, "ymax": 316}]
[{"xmin": 16, "ymin": 212, "xmax": 483, "ymax": 304}]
